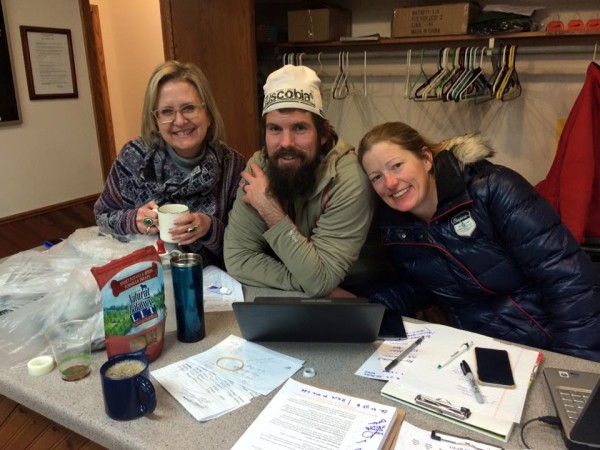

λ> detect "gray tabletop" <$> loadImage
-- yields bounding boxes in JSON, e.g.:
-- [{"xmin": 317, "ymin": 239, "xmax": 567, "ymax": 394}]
[{"xmin": 0, "ymin": 286, "xmax": 583, "ymax": 450}]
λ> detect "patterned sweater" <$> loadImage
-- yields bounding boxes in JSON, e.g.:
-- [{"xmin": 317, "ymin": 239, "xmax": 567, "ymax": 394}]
[{"xmin": 94, "ymin": 137, "xmax": 246, "ymax": 267}]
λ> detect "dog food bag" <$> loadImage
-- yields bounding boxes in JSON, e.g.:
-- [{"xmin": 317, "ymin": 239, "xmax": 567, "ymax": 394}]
[{"xmin": 91, "ymin": 246, "xmax": 166, "ymax": 362}]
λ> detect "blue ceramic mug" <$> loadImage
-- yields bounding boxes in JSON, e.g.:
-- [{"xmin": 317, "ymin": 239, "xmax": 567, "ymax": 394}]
[{"xmin": 100, "ymin": 350, "xmax": 156, "ymax": 421}]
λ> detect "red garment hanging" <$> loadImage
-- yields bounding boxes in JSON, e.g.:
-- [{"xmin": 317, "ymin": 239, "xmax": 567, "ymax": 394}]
[{"xmin": 536, "ymin": 62, "xmax": 600, "ymax": 243}]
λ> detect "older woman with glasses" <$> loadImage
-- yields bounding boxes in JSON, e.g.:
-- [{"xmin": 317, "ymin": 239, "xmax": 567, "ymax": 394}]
[{"xmin": 94, "ymin": 60, "xmax": 246, "ymax": 267}]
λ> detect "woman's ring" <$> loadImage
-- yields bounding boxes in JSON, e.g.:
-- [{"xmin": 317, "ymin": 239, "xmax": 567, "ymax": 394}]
[
  {"xmin": 187, "ymin": 224, "xmax": 198, "ymax": 233},
  {"xmin": 143, "ymin": 217, "xmax": 155, "ymax": 227}
]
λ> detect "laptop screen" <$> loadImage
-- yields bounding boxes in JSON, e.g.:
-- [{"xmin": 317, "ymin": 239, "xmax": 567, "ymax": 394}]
[{"xmin": 232, "ymin": 298, "xmax": 386, "ymax": 343}]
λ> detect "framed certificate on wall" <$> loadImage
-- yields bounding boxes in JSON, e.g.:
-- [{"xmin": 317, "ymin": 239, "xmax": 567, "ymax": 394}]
[
  {"xmin": 0, "ymin": 0, "xmax": 21, "ymax": 125},
  {"xmin": 20, "ymin": 25, "xmax": 78, "ymax": 100}
]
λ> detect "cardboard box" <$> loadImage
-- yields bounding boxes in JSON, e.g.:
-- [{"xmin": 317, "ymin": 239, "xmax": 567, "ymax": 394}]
[
  {"xmin": 287, "ymin": 7, "xmax": 351, "ymax": 43},
  {"xmin": 391, "ymin": 3, "xmax": 480, "ymax": 38}
]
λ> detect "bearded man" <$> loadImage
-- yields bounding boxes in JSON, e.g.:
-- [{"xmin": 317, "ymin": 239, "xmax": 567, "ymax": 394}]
[{"xmin": 223, "ymin": 65, "xmax": 374, "ymax": 297}]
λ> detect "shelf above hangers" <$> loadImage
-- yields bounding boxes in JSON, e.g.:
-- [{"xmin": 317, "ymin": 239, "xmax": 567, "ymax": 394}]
[{"xmin": 259, "ymin": 31, "xmax": 600, "ymax": 52}]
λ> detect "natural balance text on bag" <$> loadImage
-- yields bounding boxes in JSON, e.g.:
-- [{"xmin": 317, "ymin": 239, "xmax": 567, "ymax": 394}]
[{"xmin": 91, "ymin": 246, "xmax": 165, "ymax": 362}]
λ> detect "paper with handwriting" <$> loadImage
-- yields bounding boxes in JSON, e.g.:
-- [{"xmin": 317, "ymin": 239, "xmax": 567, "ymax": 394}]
[
  {"xmin": 355, "ymin": 327, "xmax": 434, "ymax": 381},
  {"xmin": 152, "ymin": 335, "xmax": 303, "ymax": 421},
  {"xmin": 376, "ymin": 322, "xmax": 541, "ymax": 441},
  {"xmin": 232, "ymin": 378, "xmax": 399, "ymax": 450},
  {"xmin": 202, "ymin": 265, "xmax": 243, "ymax": 311}
]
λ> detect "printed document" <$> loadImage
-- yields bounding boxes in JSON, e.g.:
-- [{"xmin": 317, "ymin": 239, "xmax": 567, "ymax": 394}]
[
  {"xmin": 232, "ymin": 378, "xmax": 402, "ymax": 450},
  {"xmin": 152, "ymin": 335, "xmax": 304, "ymax": 421}
]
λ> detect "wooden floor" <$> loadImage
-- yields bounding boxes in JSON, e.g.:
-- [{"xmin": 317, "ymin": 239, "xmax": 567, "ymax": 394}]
[{"xmin": 0, "ymin": 395, "xmax": 105, "ymax": 450}]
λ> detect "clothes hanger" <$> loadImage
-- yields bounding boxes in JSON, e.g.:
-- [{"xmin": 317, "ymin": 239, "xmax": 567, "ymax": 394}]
[
  {"xmin": 316, "ymin": 52, "xmax": 324, "ymax": 76},
  {"xmin": 453, "ymin": 47, "xmax": 482, "ymax": 101},
  {"xmin": 491, "ymin": 46, "xmax": 509, "ymax": 97},
  {"xmin": 362, "ymin": 51, "xmax": 368, "ymax": 97},
  {"xmin": 458, "ymin": 47, "xmax": 491, "ymax": 102},
  {"xmin": 415, "ymin": 47, "xmax": 453, "ymax": 101},
  {"xmin": 439, "ymin": 47, "xmax": 466, "ymax": 101},
  {"xmin": 404, "ymin": 49, "xmax": 412, "ymax": 99},
  {"xmin": 495, "ymin": 47, "xmax": 513, "ymax": 100},
  {"xmin": 444, "ymin": 47, "xmax": 475, "ymax": 102},
  {"xmin": 331, "ymin": 51, "xmax": 350, "ymax": 99},
  {"xmin": 473, "ymin": 46, "xmax": 501, "ymax": 104},
  {"xmin": 413, "ymin": 48, "xmax": 445, "ymax": 100},
  {"xmin": 408, "ymin": 49, "xmax": 429, "ymax": 100},
  {"xmin": 430, "ymin": 47, "xmax": 460, "ymax": 99},
  {"xmin": 499, "ymin": 45, "xmax": 521, "ymax": 101}
]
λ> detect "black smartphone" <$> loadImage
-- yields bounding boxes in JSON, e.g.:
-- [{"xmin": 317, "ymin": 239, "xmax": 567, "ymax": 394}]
[
  {"xmin": 474, "ymin": 347, "xmax": 516, "ymax": 388},
  {"xmin": 377, "ymin": 309, "xmax": 407, "ymax": 340}
]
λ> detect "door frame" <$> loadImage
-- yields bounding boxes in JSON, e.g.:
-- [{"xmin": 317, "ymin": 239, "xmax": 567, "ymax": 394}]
[{"xmin": 79, "ymin": 0, "xmax": 115, "ymax": 182}]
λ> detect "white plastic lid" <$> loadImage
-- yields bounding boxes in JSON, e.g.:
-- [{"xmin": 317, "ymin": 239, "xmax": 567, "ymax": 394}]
[{"xmin": 27, "ymin": 355, "xmax": 55, "ymax": 376}]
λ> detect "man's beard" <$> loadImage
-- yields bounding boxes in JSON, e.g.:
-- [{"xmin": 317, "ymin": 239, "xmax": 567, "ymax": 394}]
[{"xmin": 266, "ymin": 147, "xmax": 322, "ymax": 209}]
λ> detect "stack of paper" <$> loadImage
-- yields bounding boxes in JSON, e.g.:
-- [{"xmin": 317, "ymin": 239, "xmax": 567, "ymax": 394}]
[
  {"xmin": 357, "ymin": 322, "xmax": 541, "ymax": 442},
  {"xmin": 233, "ymin": 378, "xmax": 404, "ymax": 450},
  {"xmin": 152, "ymin": 335, "xmax": 304, "ymax": 421}
]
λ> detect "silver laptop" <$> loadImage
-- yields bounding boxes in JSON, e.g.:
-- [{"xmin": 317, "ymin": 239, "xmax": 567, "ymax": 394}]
[
  {"xmin": 543, "ymin": 367, "xmax": 600, "ymax": 449},
  {"xmin": 232, "ymin": 297, "xmax": 385, "ymax": 342}
]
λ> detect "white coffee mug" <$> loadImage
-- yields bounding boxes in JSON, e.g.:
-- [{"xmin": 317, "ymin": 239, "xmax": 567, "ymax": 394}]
[{"xmin": 155, "ymin": 204, "xmax": 189, "ymax": 243}]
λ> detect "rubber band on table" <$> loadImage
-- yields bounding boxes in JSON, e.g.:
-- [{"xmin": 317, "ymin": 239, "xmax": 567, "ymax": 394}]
[{"xmin": 216, "ymin": 357, "xmax": 244, "ymax": 371}]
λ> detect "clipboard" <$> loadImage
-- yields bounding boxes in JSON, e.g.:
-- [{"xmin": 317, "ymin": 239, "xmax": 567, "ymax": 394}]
[
  {"xmin": 415, "ymin": 394, "xmax": 471, "ymax": 420},
  {"xmin": 381, "ymin": 381, "xmax": 515, "ymax": 442}
]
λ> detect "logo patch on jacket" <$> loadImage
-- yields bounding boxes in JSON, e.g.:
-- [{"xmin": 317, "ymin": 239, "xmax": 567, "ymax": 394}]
[{"xmin": 451, "ymin": 211, "xmax": 476, "ymax": 237}]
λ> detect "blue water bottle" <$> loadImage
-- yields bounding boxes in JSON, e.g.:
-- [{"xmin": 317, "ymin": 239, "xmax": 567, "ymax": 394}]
[{"xmin": 169, "ymin": 253, "xmax": 205, "ymax": 343}]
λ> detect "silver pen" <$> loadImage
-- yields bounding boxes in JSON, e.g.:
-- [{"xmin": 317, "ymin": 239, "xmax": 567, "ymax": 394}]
[
  {"xmin": 384, "ymin": 336, "xmax": 424, "ymax": 372},
  {"xmin": 460, "ymin": 360, "xmax": 484, "ymax": 404}
]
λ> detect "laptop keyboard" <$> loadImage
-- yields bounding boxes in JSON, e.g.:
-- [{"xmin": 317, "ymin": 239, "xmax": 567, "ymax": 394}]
[{"xmin": 559, "ymin": 388, "xmax": 591, "ymax": 423}]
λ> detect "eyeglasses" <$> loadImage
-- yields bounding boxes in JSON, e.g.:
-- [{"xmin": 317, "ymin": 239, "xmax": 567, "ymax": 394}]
[{"xmin": 152, "ymin": 103, "xmax": 206, "ymax": 124}]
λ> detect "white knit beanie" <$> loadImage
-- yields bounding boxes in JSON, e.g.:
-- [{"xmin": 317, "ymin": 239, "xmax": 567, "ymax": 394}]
[{"xmin": 262, "ymin": 64, "xmax": 324, "ymax": 117}]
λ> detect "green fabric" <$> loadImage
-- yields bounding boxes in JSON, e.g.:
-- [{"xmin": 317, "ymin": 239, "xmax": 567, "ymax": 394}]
[{"xmin": 224, "ymin": 139, "xmax": 374, "ymax": 297}]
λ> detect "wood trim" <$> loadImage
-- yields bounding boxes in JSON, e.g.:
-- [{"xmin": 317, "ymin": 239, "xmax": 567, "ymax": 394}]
[
  {"xmin": 0, "ymin": 194, "xmax": 99, "ymax": 225},
  {"xmin": 159, "ymin": 0, "xmax": 175, "ymax": 61},
  {"xmin": 0, "ymin": 195, "xmax": 98, "ymax": 258},
  {"xmin": 79, "ymin": 0, "xmax": 116, "ymax": 182}
]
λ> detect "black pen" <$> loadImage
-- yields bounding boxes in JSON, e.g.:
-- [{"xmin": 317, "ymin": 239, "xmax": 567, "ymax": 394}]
[
  {"xmin": 460, "ymin": 360, "xmax": 484, "ymax": 404},
  {"xmin": 384, "ymin": 336, "xmax": 424, "ymax": 372}
]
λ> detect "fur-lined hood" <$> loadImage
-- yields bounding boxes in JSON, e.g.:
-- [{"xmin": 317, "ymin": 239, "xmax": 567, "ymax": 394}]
[{"xmin": 437, "ymin": 134, "xmax": 495, "ymax": 170}]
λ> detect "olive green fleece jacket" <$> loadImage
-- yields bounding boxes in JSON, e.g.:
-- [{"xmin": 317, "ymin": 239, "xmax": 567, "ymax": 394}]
[{"xmin": 223, "ymin": 139, "xmax": 373, "ymax": 297}]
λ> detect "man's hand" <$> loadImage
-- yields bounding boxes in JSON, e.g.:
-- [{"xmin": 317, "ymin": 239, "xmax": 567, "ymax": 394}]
[
  {"xmin": 240, "ymin": 163, "xmax": 287, "ymax": 227},
  {"xmin": 328, "ymin": 287, "xmax": 357, "ymax": 298}
]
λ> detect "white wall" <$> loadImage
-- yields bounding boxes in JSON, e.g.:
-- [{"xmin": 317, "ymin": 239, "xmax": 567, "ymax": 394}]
[
  {"xmin": 0, "ymin": 0, "xmax": 103, "ymax": 218},
  {"xmin": 278, "ymin": 0, "xmax": 598, "ymax": 185},
  {"xmin": 0, "ymin": 0, "xmax": 164, "ymax": 219},
  {"xmin": 92, "ymin": 0, "xmax": 164, "ymax": 150}
]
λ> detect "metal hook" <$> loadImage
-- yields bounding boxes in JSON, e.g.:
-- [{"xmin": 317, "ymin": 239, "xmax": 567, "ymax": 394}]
[
  {"xmin": 317, "ymin": 52, "xmax": 324, "ymax": 75},
  {"xmin": 363, "ymin": 51, "xmax": 368, "ymax": 97}
]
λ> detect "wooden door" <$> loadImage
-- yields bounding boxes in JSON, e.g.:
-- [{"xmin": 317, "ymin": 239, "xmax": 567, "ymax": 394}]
[{"xmin": 160, "ymin": 0, "xmax": 259, "ymax": 159}]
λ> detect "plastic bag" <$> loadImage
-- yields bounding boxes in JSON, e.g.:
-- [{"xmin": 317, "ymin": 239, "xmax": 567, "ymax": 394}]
[{"xmin": 0, "ymin": 226, "xmax": 157, "ymax": 370}]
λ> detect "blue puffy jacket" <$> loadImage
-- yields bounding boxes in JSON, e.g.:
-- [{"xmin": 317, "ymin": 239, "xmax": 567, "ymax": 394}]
[{"xmin": 371, "ymin": 136, "xmax": 600, "ymax": 362}]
